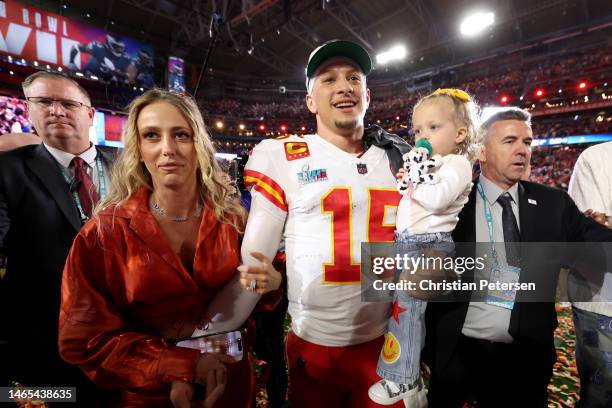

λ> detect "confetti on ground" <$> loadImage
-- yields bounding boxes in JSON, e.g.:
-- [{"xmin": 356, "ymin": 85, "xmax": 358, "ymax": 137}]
[{"xmin": 549, "ymin": 304, "xmax": 580, "ymax": 408}]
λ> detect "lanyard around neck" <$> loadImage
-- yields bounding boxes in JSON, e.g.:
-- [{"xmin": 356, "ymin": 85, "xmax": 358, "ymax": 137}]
[
  {"xmin": 59, "ymin": 156, "xmax": 107, "ymax": 222},
  {"xmin": 476, "ymin": 182, "xmax": 499, "ymax": 263}
]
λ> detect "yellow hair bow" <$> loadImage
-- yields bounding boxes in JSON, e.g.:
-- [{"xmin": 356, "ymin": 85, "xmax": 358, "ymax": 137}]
[{"xmin": 433, "ymin": 88, "xmax": 471, "ymax": 102}]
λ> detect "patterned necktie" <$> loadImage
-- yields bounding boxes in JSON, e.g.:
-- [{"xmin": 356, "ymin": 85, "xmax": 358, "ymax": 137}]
[
  {"xmin": 497, "ymin": 193, "xmax": 521, "ymax": 267},
  {"xmin": 70, "ymin": 157, "xmax": 99, "ymax": 218}
]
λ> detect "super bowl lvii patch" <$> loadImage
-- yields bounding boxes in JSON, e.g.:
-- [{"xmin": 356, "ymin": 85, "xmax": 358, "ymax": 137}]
[{"xmin": 297, "ymin": 164, "xmax": 328, "ymax": 185}]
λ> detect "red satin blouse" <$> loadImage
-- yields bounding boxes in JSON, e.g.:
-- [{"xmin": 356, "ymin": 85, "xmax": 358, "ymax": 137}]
[{"xmin": 59, "ymin": 187, "xmax": 247, "ymax": 406}]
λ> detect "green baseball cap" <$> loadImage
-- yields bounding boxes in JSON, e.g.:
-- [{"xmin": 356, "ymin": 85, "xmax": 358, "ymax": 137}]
[{"xmin": 305, "ymin": 40, "xmax": 372, "ymax": 81}]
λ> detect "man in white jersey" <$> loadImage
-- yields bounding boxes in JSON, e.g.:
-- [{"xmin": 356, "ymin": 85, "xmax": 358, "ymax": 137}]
[{"xmin": 241, "ymin": 40, "xmax": 409, "ymax": 407}]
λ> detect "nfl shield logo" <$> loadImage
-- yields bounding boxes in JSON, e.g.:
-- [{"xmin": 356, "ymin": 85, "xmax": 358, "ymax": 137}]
[{"xmin": 356, "ymin": 163, "xmax": 368, "ymax": 174}]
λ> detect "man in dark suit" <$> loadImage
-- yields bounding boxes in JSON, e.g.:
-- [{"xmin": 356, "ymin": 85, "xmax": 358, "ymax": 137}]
[
  {"xmin": 0, "ymin": 72, "xmax": 115, "ymax": 402},
  {"xmin": 424, "ymin": 108, "xmax": 612, "ymax": 408}
]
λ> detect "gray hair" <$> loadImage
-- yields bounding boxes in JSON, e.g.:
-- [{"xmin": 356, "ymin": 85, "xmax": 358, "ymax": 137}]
[
  {"xmin": 479, "ymin": 107, "xmax": 531, "ymax": 142},
  {"xmin": 22, "ymin": 71, "xmax": 92, "ymax": 104}
]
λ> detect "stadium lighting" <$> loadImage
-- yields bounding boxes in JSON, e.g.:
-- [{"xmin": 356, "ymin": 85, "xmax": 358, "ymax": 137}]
[
  {"xmin": 460, "ymin": 11, "xmax": 494, "ymax": 37},
  {"xmin": 376, "ymin": 44, "xmax": 407, "ymax": 65}
]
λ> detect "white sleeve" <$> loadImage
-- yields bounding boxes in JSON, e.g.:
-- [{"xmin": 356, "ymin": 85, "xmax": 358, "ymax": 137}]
[
  {"xmin": 241, "ymin": 139, "xmax": 288, "ymax": 261},
  {"xmin": 568, "ymin": 150, "xmax": 607, "ymax": 213},
  {"xmin": 193, "ymin": 194, "xmax": 286, "ymax": 336},
  {"xmin": 411, "ymin": 155, "xmax": 473, "ymax": 213},
  {"xmin": 194, "ymin": 142, "xmax": 288, "ymax": 337}
]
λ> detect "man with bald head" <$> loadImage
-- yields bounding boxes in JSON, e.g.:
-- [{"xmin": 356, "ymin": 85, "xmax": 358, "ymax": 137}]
[{"xmin": 0, "ymin": 72, "xmax": 114, "ymax": 400}]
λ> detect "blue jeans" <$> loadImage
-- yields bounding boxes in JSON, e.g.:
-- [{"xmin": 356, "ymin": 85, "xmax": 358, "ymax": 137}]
[
  {"xmin": 573, "ymin": 307, "xmax": 612, "ymax": 408},
  {"xmin": 376, "ymin": 230, "xmax": 454, "ymax": 385}
]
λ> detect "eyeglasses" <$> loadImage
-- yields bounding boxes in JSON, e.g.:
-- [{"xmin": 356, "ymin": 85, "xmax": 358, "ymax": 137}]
[{"xmin": 26, "ymin": 97, "xmax": 91, "ymax": 110}]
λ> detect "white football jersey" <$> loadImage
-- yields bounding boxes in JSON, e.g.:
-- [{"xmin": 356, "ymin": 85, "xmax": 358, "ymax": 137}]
[{"xmin": 244, "ymin": 134, "xmax": 401, "ymax": 346}]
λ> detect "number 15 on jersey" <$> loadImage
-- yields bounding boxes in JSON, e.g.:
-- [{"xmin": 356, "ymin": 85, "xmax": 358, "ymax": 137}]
[{"xmin": 321, "ymin": 187, "xmax": 400, "ymax": 284}]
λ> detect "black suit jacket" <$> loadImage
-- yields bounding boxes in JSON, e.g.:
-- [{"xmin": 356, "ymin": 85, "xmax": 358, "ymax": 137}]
[
  {"xmin": 424, "ymin": 179, "xmax": 612, "ymax": 373},
  {"xmin": 0, "ymin": 143, "xmax": 117, "ymax": 387}
]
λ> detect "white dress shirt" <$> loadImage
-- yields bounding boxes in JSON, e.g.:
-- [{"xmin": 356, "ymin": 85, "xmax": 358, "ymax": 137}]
[
  {"xmin": 462, "ymin": 174, "xmax": 520, "ymax": 343},
  {"xmin": 568, "ymin": 141, "xmax": 612, "ymax": 317},
  {"xmin": 44, "ymin": 143, "xmax": 110, "ymax": 194}
]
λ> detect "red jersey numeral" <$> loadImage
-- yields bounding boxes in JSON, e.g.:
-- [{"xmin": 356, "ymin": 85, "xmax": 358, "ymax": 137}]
[{"xmin": 321, "ymin": 187, "xmax": 400, "ymax": 284}]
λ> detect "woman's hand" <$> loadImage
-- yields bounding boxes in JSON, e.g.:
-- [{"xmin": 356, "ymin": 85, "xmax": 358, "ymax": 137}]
[
  {"xmin": 170, "ymin": 376, "xmax": 225, "ymax": 408},
  {"xmin": 170, "ymin": 355, "xmax": 226, "ymax": 408},
  {"xmin": 174, "ymin": 353, "xmax": 233, "ymax": 408},
  {"xmin": 238, "ymin": 251, "xmax": 282, "ymax": 294},
  {"xmin": 170, "ymin": 381, "xmax": 194, "ymax": 408}
]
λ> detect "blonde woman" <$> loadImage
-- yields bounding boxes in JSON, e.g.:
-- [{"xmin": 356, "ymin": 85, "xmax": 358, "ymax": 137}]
[{"xmin": 59, "ymin": 89, "xmax": 276, "ymax": 407}]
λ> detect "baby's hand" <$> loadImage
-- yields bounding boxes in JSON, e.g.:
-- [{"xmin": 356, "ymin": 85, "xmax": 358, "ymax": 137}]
[{"xmin": 395, "ymin": 167, "xmax": 406, "ymax": 181}]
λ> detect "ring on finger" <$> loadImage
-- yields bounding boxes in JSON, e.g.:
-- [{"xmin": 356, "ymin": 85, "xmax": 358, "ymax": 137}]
[{"xmin": 250, "ymin": 279, "xmax": 257, "ymax": 291}]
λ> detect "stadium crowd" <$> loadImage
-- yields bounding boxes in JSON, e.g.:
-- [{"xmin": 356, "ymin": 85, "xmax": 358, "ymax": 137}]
[{"xmin": 195, "ymin": 46, "xmax": 611, "ymax": 137}]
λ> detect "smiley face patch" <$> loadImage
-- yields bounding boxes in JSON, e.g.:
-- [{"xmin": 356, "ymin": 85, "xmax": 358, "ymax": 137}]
[{"xmin": 381, "ymin": 332, "xmax": 401, "ymax": 364}]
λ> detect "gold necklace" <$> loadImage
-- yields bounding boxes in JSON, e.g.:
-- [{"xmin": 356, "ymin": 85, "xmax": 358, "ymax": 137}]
[{"xmin": 149, "ymin": 195, "xmax": 202, "ymax": 222}]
